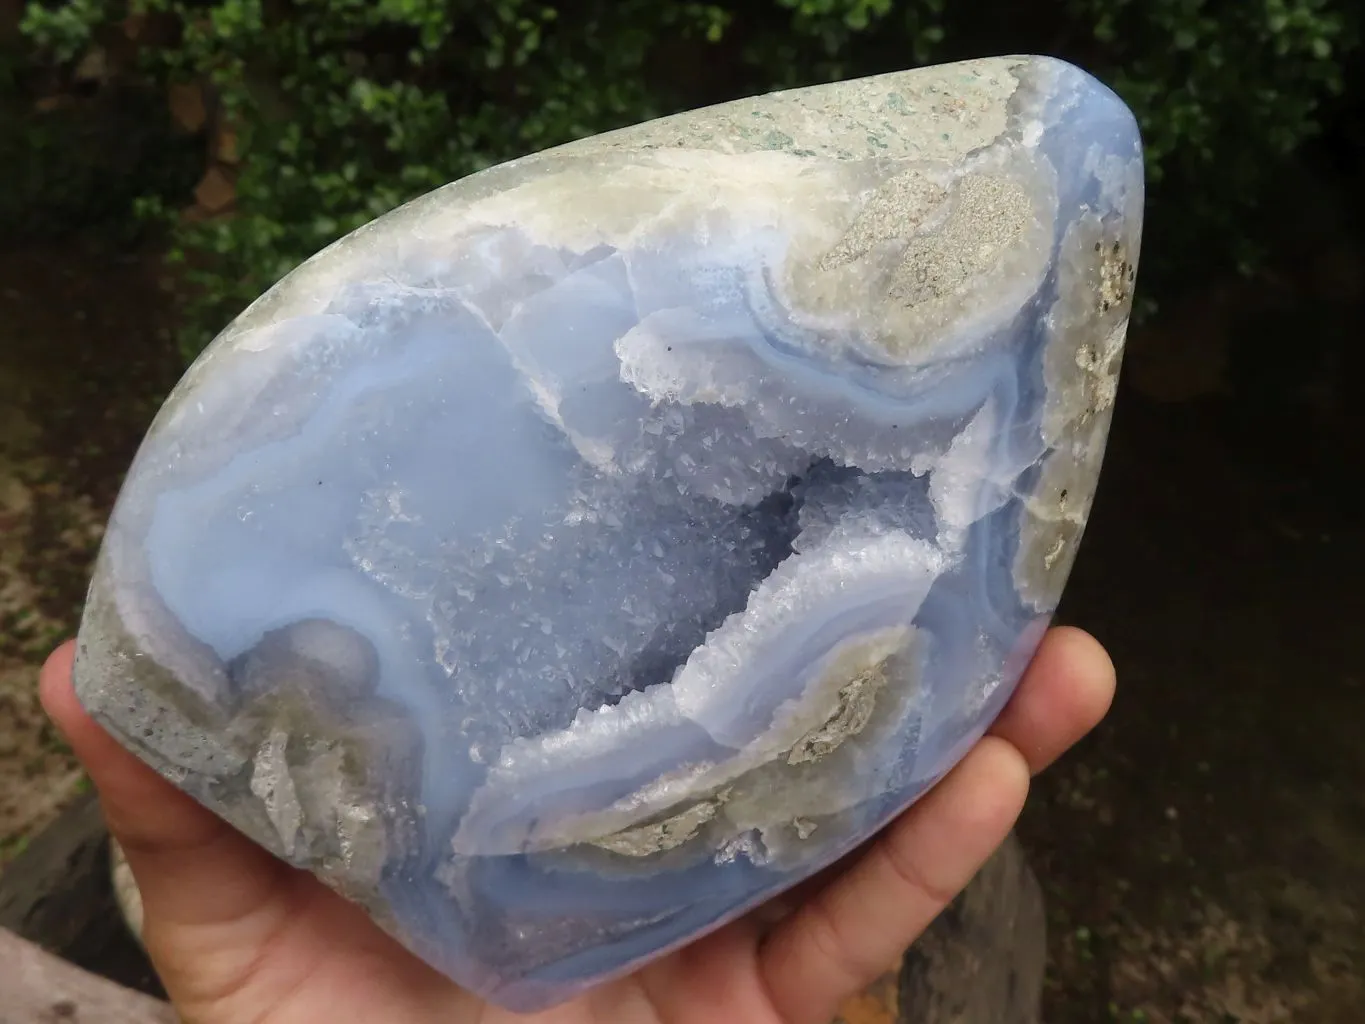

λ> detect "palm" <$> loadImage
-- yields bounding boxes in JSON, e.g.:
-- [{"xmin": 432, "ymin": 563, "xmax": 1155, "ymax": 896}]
[
  {"xmin": 41, "ymin": 627, "xmax": 1114, "ymax": 1024},
  {"xmin": 139, "ymin": 867, "xmax": 778, "ymax": 1024},
  {"xmin": 145, "ymin": 849, "xmax": 880, "ymax": 1024}
]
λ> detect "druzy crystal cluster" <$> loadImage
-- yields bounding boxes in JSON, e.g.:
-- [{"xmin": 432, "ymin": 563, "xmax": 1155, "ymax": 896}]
[{"xmin": 74, "ymin": 55, "xmax": 1143, "ymax": 1009}]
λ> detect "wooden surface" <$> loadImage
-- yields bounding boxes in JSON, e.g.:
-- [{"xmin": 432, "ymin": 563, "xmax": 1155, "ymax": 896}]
[
  {"xmin": 1, "ymin": 795, "xmax": 1046, "ymax": 1024},
  {"xmin": 0, "ymin": 930, "xmax": 178, "ymax": 1024},
  {"xmin": 897, "ymin": 830, "xmax": 1047, "ymax": 1024},
  {"xmin": 0, "ymin": 794, "xmax": 109, "ymax": 952},
  {"xmin": 0, "ymin": 793, "xmax": 165, "ymax": 1000},
  {"xmin": 832, "ymin": 831, "xmax": 1047, "ymax": 1024}
]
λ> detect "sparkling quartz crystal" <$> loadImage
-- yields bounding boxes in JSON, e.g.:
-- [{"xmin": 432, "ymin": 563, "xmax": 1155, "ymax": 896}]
[{"xmin": 74, "ymin": 55, "xmax": 1143, "ymax": 1010}]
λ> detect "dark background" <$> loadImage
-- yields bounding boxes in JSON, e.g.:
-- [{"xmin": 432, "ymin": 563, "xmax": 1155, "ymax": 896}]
[{"xmin": 1, "ymin": 2, "xmax": 1362, "ymax": 1020}]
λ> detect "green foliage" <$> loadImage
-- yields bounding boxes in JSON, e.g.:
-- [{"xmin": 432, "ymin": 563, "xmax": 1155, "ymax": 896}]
[
  {"xmin": 16, "ymin": 0, "xmax": 103, "ymax": 61},
  {"xmin": 14, "ymin": 0, "xmax": 1362, "ymax": 358},
  {"xmin": 1059, "ymin": 0, "xmax": 1358, "ymax": 287}
]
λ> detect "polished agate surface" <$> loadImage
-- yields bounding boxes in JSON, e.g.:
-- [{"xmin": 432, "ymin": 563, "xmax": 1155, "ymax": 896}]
[{"xmin": 74, "ymin": 54, "xmax": 1143, "ymax": 1010}]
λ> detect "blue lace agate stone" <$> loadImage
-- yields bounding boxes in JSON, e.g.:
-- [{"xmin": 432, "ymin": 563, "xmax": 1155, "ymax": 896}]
[{"xmin": 74, "ymin": 55, "xmax": 1143, "ymax": 1010}]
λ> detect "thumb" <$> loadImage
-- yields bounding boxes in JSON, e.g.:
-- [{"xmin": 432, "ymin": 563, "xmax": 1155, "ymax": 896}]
[
  {"xmin": 39, "ymin": 639, "xmax": 298, "ymax": 940},
  {"xmin": 42, "ymin": 641, "xmax": 487, "ymax": 1023}
]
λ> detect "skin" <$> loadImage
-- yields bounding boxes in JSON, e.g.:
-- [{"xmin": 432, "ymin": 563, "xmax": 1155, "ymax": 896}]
[{"xmin": 41, "ymin": 625, "xmax": 1114, "ymax": 1024}]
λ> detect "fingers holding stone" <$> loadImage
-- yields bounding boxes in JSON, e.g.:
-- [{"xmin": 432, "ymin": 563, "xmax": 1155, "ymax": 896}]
[
  {"xmin": 42, "ymin": 641, "xmax": 220, "ymax": 849},
  {"xmin": 40, "ymin": 641, "xmax": 291, "ymax": 929},
  {"xmin": 756, "ymin": 735, "xmax": 1029, "ymax": 1024},
  {"xmin": 745, "ymin": 623, "xmax": 1109, "ymax": 1019},
  {"xmin": 990, "ymin": 625, "xmax": 1115, "ymax": 775}
]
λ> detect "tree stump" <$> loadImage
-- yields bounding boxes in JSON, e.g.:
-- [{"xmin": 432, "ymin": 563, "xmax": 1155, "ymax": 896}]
[
  {"xmin": 0, "ymin": 793, "xmax": 169, "ymax": 1022},
  {"xmin": 0, "ymin": 795, "xmax": 1045, "ymax": 1023},
  {"xmin": 894, "ymin": 828, "xmax": 1046, "ymax": 1024}
]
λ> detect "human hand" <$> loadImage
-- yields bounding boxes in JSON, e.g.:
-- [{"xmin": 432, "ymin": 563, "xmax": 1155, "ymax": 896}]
[{"xmin": 41, "ymin": 626, "xmax": 1113, "ymax": 1024}]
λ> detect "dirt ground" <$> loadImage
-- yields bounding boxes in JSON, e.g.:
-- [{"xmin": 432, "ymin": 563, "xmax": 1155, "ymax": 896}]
[
  {"xmin": 0, "ymin": 242, "xmax": 181, "ymax": 865},
  {"xmin": 0, "ymin": 239, "xmax": 1361, "ymax": 1023},
  {"xmin": 1025, "ymin": 387, "xmax": 1365, "ymax": 1024},
  {"xmin": 0, "ymin": 395, "xmax": 84, "ymax": 860}
]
